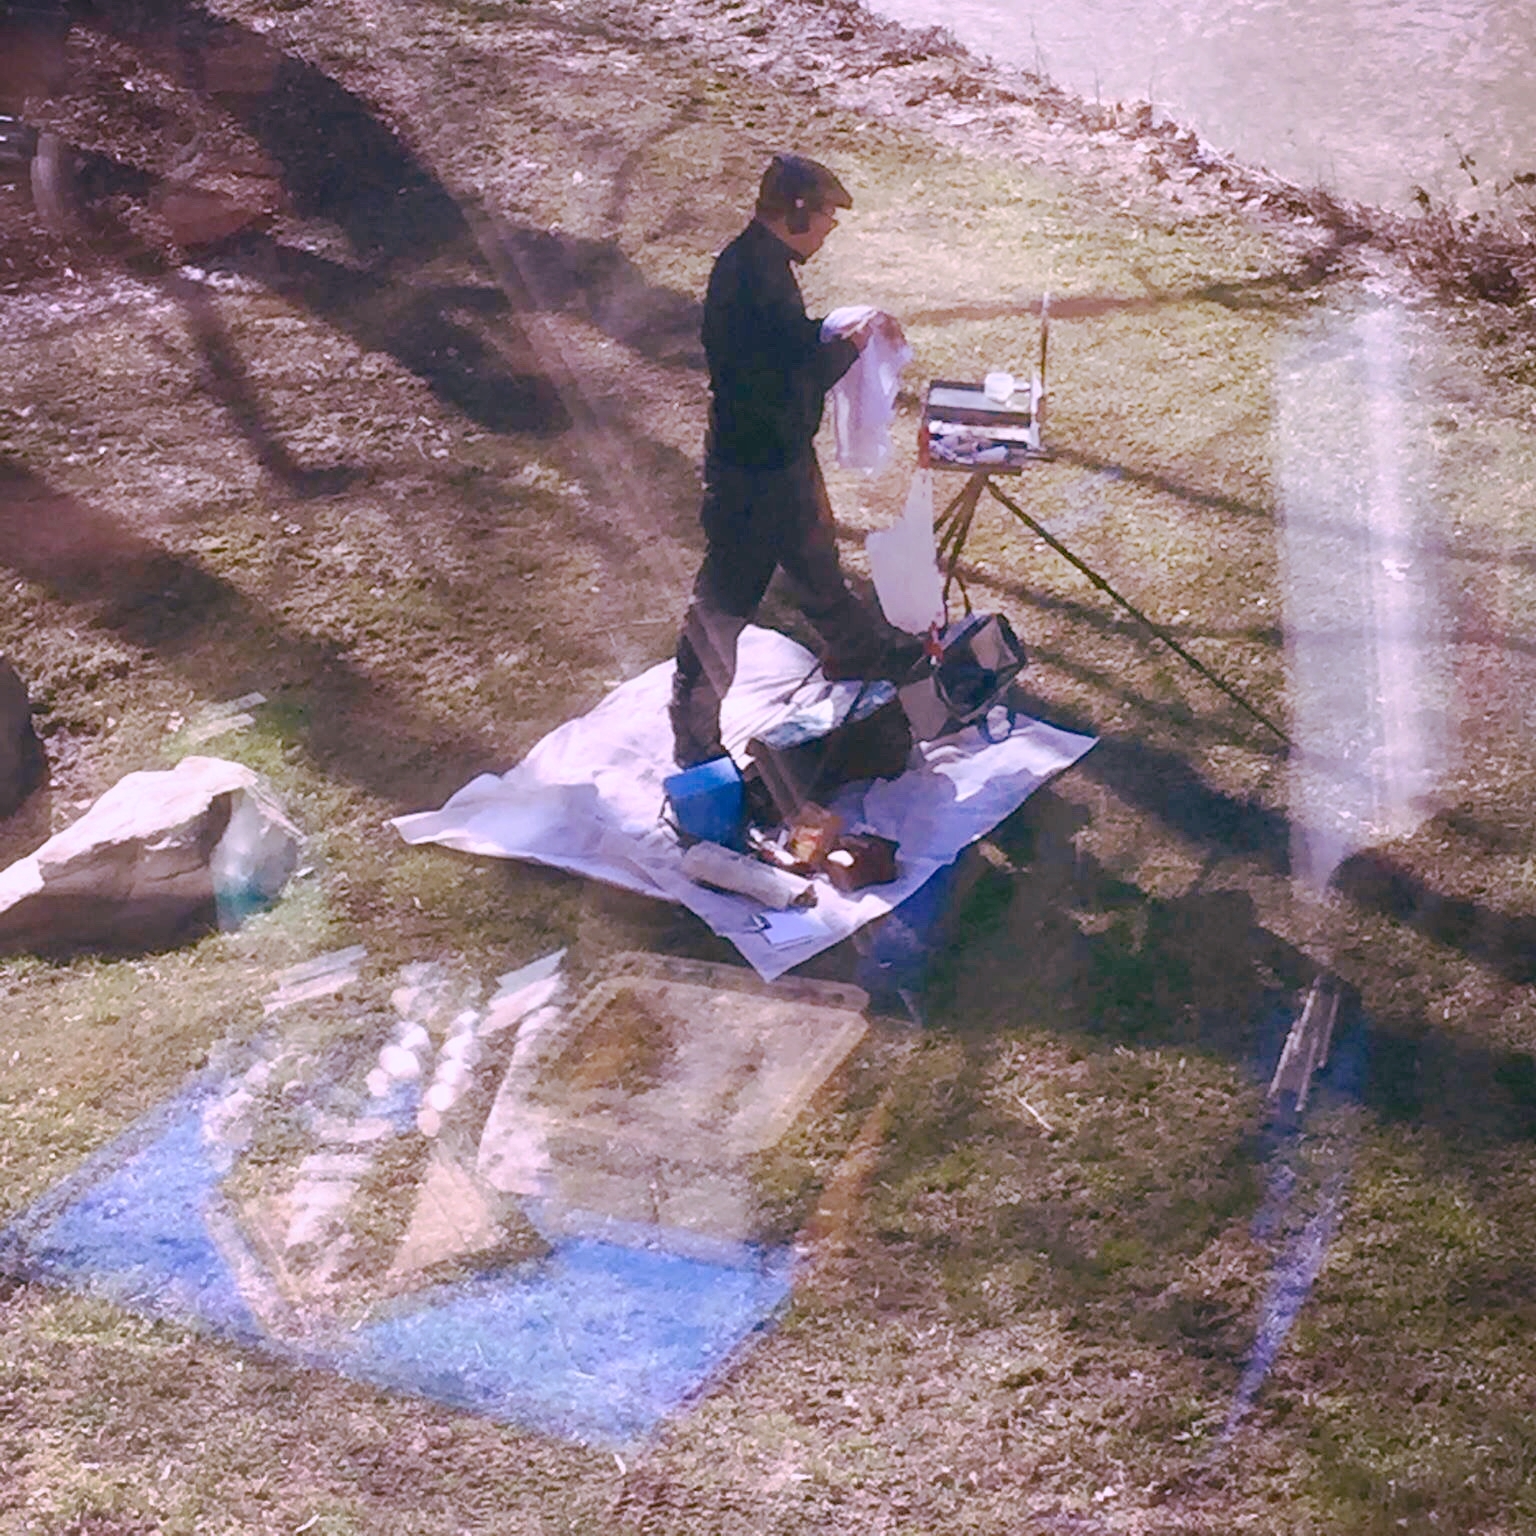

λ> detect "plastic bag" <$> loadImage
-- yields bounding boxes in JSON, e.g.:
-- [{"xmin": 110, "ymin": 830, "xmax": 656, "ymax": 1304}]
[
  {"xmin": 866, "ymin": 469, "xmax": 945, "ymax": 634},
  {"xmin": 821, "ymin": 305, "xmax": 912, "ymax": 472}
]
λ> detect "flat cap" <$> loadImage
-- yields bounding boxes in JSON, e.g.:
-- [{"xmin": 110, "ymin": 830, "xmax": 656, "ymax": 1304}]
[{"xmin": 756, "ymin": 153, "xmax": 853, "ymax": 217}]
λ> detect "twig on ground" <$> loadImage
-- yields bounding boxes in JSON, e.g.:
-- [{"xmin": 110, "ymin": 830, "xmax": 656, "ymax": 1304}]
[{"xmin": 1014, "ymin": 1091, "xmax": 1055, "ymax": 1134}]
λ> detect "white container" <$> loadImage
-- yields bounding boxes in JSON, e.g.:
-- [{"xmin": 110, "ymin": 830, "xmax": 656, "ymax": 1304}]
[{"xmin": 983, "ymin": 371, "xmax": 1015, "ymax": 403}]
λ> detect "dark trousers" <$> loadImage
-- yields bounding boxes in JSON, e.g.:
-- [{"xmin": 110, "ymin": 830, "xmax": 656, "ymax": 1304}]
[{"xmin": 671, "ymin": 453, "xmax": 883, "ymax": 764}]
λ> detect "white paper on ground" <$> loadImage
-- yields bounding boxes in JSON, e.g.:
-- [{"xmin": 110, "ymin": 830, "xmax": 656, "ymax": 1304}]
[
  {"xmin": 390, "ymin": 628, "xmax": 1096, "ymax": 982},
  {"xmin": 753, "ymin": 909, "xmax": 829, "ymax": 950}
]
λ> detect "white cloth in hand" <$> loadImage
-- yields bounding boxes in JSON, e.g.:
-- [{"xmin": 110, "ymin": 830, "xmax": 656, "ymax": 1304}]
[{"xmin": 821, "ymin": 305, "xmax": 912, "ymax": 472}]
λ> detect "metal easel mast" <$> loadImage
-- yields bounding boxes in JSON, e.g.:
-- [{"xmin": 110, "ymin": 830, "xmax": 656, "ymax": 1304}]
[{"xmin": 930, "ymin": 292, "xmax": 1291, "ymax": 747}]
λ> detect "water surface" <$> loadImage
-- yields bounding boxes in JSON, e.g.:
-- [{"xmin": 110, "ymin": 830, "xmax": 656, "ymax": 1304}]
[{"xmin": 869, "ymin": 0, "xmax": 1536, "ymax": 211}]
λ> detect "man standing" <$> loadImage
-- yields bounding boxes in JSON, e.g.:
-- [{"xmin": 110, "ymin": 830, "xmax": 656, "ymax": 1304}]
[{"xmin": 669, "ymin": 152, "xmax": 907, "ymax": 767}]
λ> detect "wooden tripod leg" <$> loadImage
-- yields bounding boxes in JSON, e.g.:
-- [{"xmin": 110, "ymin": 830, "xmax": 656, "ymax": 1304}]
[
  {"xmin": 934, "ymin": 471, "xmax": 984, "ymax": 537},
  {"xmin": 935, "ymin": 472, "xmax": 987, "ymax": 612},
  {"xmin": 981, "ymin": 478, "xmax": 1291, "ymax": 745}
]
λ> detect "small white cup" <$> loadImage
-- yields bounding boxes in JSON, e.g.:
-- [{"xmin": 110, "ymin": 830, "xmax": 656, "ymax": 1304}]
[{"xmin": 983, "ymin": 371, "xmax": 1015, "ymax": 403}]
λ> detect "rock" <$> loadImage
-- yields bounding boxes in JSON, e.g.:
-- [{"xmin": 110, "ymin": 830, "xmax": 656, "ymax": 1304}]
[
  {"xmin": 152, "ymin": 178, "xmax": 279, "ymax": 247},
  {"xmin": 0, "ymin": 656, "xmax": 46, "ymax": 821},
  {"xmin": 150, "ymin": 145, "xmax": 286, "ymax": 249},
  {"xmin": 0, "ymin": 755, "xmax": 301, "ymax": 955}
]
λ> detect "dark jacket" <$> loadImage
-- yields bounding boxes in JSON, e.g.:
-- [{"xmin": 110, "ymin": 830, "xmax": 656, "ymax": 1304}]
[{"xmin": 702, "ymin": 219, "xmax": 859, "ymax": 471}]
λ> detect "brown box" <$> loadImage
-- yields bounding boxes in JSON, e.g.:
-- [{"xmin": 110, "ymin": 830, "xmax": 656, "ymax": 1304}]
[{"xmin": 824, "ymin": 833, "xmax": 899, "ymax": 893}]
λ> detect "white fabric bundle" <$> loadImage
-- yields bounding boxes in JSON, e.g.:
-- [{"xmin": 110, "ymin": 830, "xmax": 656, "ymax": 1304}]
[
  {"xmin": 866, "ymin": 469, "xmax": 946, "ymax": 634},
  {"xmin": 821, "ymin": 304, "xmax": 912, "ymax": 472}
]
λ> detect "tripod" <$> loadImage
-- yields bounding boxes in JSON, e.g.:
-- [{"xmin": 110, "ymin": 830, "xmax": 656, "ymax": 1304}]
[{"xmin": 932, "ymin": 468, "xmax": 1291, "ymax": 746}]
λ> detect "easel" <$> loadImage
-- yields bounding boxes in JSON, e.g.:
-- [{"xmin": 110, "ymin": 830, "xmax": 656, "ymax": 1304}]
[{"xmin": 921, "ymin": 301, "xmax": 1291, "ymax": 746}]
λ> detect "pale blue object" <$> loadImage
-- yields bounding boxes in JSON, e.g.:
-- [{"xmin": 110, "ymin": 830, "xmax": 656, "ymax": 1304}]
[{"xmin": 1, "ymin": 1078, "xmax": 793, "ymax": 1448}]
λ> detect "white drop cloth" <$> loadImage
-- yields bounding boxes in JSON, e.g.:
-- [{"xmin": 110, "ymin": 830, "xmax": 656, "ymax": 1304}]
[{"xmin": 391, "ymin": 628, "xmax": 1096, "ymax": 982}]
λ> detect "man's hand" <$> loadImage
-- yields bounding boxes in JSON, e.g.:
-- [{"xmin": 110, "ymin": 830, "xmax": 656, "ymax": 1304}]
[
  {"xmin": 848, "ymin": 310, "xmax": 906, "ymax": 353},
  {"xmin": 875, "ymin": 311, "xmax": 907, "ymax": 349}
]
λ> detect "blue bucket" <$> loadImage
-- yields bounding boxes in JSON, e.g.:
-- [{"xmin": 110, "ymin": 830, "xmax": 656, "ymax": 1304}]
[{"xmin": 663, "ymin": 756, "xmax": 745, "ymax": 849}]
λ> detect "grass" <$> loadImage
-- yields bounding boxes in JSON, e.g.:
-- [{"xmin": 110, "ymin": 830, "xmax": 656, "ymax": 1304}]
[{"xmin": 0, "ymin": 0, "xmax": 1534, "ymax": 1530}]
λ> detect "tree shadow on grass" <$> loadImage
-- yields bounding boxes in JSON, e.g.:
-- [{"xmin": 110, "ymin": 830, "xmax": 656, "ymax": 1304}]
[
  {"xmin": 902, "ymin": 227, "xmax": 1379, "ymax": 334},
  {"xmin": 871, "ymin": 783, "xmax": 1536, "ymax": 1393},
  {"xmin": 75, "ymin": 0, "xmax": 466, "ymax": 267},
  {"xmin": 899, "ymin": 448, "xmax": 1536, "ymax": 580},
  {"xmin": 55, "ymin": 139, "xmax": 575, "ymax": 444},
  {"xmin": 900, "ymin": 269, "xmax": 1325, "ymax": 330},
  {"xmin": 79, "ymin": 0, "xmax": 711, "ymax": 354},
  {"xmin": 0, "ymin": 459, "xmax": 565, "ymax": 808},
  {"xmin": 228, "ymin": 235, "xmax": 573, "ymax": 437},
  {"xmin": 1003, "ymin": 672, "xmax": 1292, "ymax": 867},
  {"xmin": 481, "ymin": 224, "xmax": 703, "ymax": 371},
  {"xmin": 1043, "ymin": 443, "xmax": 1274, "ymax": 525},
  {"xmin": 1017, "ymin": 704, "xmax": 1536, "ymax": 1009},
  {"xmin": 53, "ymin": 0, "xmax": 704, "ymax": 450},
  {"xmin": 935, "ymin": 784, "xmax": 1536, "ymax": 1145},
  {"xmin": 1332, "ymin": 843, "xmax": 1536, "ymax": 988},
  {"xmin": 163, "ymin": 268, "xmax": 360, "ymax": 497}
]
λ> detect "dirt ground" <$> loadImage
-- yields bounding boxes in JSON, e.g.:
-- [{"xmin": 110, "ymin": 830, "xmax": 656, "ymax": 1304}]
[{"xmin": 2, "ymin": 0, "xmax": 1536, "ymax": 1532}]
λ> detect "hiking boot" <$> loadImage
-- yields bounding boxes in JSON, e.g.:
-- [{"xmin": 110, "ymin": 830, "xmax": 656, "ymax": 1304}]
[
  {"xmin": 821, "ymin": 634, "xmax": 927, "ymax": 684},
  {"xmin": 878, "ymin": 634, "xmax": 928, "ymax": 682}
]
